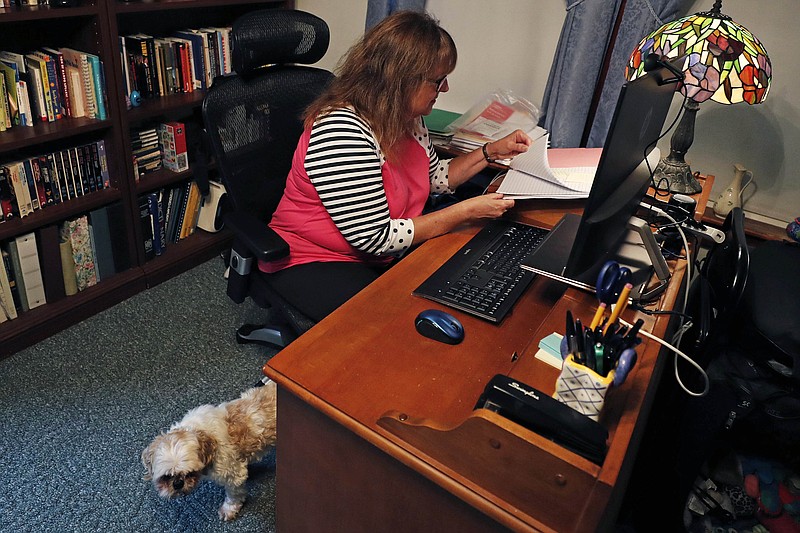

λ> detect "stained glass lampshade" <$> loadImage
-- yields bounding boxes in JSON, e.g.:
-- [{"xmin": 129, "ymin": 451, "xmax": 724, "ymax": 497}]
[{"xmin": 625, "ymin": 0, "xmax": 772, "ymax": 194}]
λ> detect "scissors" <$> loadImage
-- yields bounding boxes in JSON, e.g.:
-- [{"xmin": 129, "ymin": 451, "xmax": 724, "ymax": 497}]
[
  {"xmin": 590, "ymin": 261, "xmax": 632, "ymax": 330},
  {"xmin": 612, "ymin": 348, "xmax": 637, "ymax": 387}
]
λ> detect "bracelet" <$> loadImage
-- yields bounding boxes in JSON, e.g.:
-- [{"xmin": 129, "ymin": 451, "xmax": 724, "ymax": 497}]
[{"xmin": 482, "ymin": 142, "xmax": 494, "ymax": 163}]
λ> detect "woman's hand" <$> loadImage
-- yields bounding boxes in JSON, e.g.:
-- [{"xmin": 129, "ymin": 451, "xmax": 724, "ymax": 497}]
[
  {"xmin": 484, "ymin": 129, "xmax": 533, "ymax": 161},
  {"xmin": 460, "ymin": 193, "xmax": 515, "ymax": 220}
]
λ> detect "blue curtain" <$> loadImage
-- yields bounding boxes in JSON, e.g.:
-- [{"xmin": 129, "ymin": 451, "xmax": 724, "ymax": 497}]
[
  {"xmin": 366, "ymin": 0, "xmax": 427, "ymax": 29},
  {"xmin": 540, "ymin": 0, "xmax": 692, "ymax": 148}
]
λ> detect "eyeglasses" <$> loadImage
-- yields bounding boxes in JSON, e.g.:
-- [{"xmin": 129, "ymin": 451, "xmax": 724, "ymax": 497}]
[{"xmin": 426, "ymin": 75, "xmax": 448, "ymax": 92}]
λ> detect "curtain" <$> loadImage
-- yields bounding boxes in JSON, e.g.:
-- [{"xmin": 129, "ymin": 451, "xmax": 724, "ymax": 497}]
[
  {"xmin": 540, "ymin": 0, "xmax": 692, "ymax": 148},
  {"xmin": 586, "ymin": 0, "xmax": 692, "ymax": 147},
  {"xmin": 366, "ymin": 0, "xmax": 428, "ymax": 30}
]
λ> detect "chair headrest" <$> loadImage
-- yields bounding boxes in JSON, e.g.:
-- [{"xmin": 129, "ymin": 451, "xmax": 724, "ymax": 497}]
[{"xmin": 231, "ymin": 9, "xmax": 330, "ymax": 75}]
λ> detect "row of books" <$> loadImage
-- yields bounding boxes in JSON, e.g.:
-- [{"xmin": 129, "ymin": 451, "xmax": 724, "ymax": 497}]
[
  {"xmin": 0, "ymin": 47, "xmax": 107, "ymax": 132},
  {"xmin": 132, "ymin": 121, "xmax": 189, "ymax": 179},
  {"xmin": 139, "ymin": 179, "xmax": 204, "ymax": 260},
  {"xmin": 120, "ymin": 27, "xmax": 231, "ymax": 105},
  {"xmin": 0, "ymin": 140, "xmax": 111, "ymax": 221},
  {"xmin": 0, "ymin": 204, "xmax": 130, "ymax": 322},
  {"xmin": 0, "ymin": 1, "xmax": 52, "ymax": 5}
]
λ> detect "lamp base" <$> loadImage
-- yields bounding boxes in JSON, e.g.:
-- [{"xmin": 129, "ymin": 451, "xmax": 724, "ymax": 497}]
[{"xmin": 653, "ymin": 157, "xmax": 702, "ymax": 195}]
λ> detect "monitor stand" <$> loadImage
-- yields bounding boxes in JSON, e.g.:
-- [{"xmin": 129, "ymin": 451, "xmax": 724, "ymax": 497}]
[{"xmin": 520, "ymin": 215, "xmax": 670, "ymax": 302}]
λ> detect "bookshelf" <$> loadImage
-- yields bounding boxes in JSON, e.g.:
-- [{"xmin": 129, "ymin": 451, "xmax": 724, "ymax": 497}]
[{"xmin": 0, "ymin": 0, "xmax": 294, "ymax": 358}]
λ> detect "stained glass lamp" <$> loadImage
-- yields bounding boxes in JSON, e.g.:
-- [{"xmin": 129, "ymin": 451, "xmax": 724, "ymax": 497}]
[{"xmin": 626, "ymin": 0, "xmax": 772, "ymax": 194}]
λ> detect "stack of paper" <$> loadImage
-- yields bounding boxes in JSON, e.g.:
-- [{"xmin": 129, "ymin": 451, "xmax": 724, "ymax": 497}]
[
  {"xmin": 497, "ymin": 134, "xmax": 601, "ymax": 199},
  {"xmin": 425, "ymin": 108, "xmax": 461, "ymax": 145}
]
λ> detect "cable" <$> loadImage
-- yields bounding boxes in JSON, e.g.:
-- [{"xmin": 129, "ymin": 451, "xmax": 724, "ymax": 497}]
[
  {"xmin": 633, "ymin": 201, "xmax": 711, "ymax": 396},
  {"xmin": 643, "ymin": 92, "xmax": 690, "ymax": 198},
  {"xmin": 618, "ymin": 316, "xmax": 709, "ymax": 397}
]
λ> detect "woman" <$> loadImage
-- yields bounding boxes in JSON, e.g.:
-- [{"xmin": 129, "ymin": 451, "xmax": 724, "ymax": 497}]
[{"xmin": 262, "ymin": 10, "xmax": 532, "ymax": 322}]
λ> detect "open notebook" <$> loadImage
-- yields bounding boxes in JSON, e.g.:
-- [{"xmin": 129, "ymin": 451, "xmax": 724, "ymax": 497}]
[{"xmin": 497, "ymin": 134, "xmax": 602, "ymax": 199}]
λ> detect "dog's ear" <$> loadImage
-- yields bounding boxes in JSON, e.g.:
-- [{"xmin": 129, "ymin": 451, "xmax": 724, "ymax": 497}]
[
  {"xmin": 141, "ymin": 440, "xmax": 156, "ymax": 480},
  {"xmin": 194, "ymin": 430, "xmax": 217, "ymax": 467}
]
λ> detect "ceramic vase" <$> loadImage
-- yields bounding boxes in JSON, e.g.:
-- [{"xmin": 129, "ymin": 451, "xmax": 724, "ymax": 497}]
[{"xmin": 713, "ymin": 163, "xmax": 752, "ymax": 218}]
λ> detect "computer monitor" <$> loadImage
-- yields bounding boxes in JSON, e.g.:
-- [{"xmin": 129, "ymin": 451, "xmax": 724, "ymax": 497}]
[{"xmin": 521, "ymin": 64, "xmax": 680, "ymax": 300}]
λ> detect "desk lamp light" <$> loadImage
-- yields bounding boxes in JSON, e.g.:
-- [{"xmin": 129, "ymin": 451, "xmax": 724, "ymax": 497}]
[{"xmin": 625, "ymin": 0, "xmax": 771, "ymax": 194}]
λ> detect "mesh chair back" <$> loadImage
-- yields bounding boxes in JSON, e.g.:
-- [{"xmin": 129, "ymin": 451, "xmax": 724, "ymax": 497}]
[{"xmin": 202, "ymin": 9, "xmax": 334, "ymax": 222}]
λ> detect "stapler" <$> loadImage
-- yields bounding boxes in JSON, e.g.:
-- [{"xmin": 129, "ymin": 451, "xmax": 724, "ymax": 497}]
[{"xmin": 475, "ymin": 374, "xmax": 608, "ymax": 464}]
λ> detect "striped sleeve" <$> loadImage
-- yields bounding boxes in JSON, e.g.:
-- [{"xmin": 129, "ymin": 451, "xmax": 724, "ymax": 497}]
[
  {"xmin": 419, "ymin": 119, "xmax": 453, "ymax": 195},
  {"xmin": 305, "ymin": 108, "xmax": 413, "ymax": 257}
]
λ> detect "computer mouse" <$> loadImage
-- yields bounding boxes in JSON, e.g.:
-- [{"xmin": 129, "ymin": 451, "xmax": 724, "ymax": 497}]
[{"xmin": 414, "ymin": 309, "xmax": 464, "ymax": 345}]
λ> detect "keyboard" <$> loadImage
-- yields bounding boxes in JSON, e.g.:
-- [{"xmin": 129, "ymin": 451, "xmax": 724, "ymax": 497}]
[{"xmin": 413, "ymin": 219, "xmax": 550, "ymax": 322}]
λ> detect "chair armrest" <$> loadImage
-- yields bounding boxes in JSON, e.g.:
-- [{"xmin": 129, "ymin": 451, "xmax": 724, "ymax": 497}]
[{"xmin": 224, "ymin": 211, "xmax": 290, "ymax": 262}]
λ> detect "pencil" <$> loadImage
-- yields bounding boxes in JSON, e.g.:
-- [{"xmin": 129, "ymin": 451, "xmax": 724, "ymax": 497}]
[
  {"xmin": 589, "ymin": 302, "xmax": 607, "ymax": 330},
  {"xmin": 604, "ymin": 283, "xmax": 633, "ymax": 334}
]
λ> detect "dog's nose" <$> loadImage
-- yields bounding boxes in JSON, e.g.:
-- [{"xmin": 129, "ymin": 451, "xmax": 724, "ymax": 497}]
[{"xmin": 173, "ymin": 478, "xmax": 184, "ymax": 490}]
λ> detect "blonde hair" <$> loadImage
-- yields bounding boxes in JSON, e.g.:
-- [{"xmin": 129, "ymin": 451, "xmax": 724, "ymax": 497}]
[{"xmin": 305, "ymin": 11, "xmax": 457, "ymax": 161}]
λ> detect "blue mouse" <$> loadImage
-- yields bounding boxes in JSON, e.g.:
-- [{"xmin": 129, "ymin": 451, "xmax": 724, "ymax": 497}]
[{"xmin": 414, "ymin": 309, "xmax": 464, "ymax": 345}]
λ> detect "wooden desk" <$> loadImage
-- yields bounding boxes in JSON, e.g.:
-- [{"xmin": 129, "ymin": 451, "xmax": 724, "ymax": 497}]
[{"xmin": 264, "ymin": 196, "xmax": 703, "ymax": 532}]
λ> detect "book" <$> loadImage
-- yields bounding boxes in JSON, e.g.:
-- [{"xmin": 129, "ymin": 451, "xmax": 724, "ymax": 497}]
[
  {"xmin": 6, "ymin": 239, "xmax": 27, "ymax": 311},
  {"xmin": 65, "ymin": 64, "xmax": 86, "ymax": 118},
  {"xmin": 36, "ymin": 223, "xmax": 66, "ymax": 304},
  {"xmin": 0, "ymin": 242, "xmax": 17, "ymax": 321},
  {"xmin": 7, "ymin": 233, "xmax": 46, "ymax": 311},
  {"xmin": 0, "ymin": 164, "xmax": 16, "ymax": 220},
  {"xmin": 147, "ymin": 191, "xmax": 166, "ymax": 256},
  {"xmin": 20, "ymin": 159, "xmax": 39, "ymax": 211},
  {"xmin": 138, "ymin": 194, "xmax": 155, "ymax": 260},
  {"xmin": 159, "ymin": 121, "xmax": 189, "ymax": 172},
  {"xmin": 88, "ymin": 206, "xmax": 116, "ymax": 281},
  {"xmin": 28, "ymin": 157, "xmax": 47, "ymax": 209},
  {"xmin": 165, "ymin": 184, "xmax": 185, "ymax": 243},
  {"xmin": 0, "ymin": 51, "xmax": 34, "ymax": 127},
  {"xmin": 86, "ymin": 53, "xmax": 106, "ymax": 120},
  {"xmin": 57, "ymin": 228, "xmax": 78, "ymax": 297},
  {"xmin": 59, "ymin": 48, "xmax": 96, "ymax": 119},
  {"xmin": 0, "ymin": 59, "xmax": 21, "ymax": 126},
  {"xmin": 24, "ymin": 54, "xmax": 55, "ymax": 122},
  {"xmin": 179, "ymin": 180, "xmax": 200, "ymax": 240},
  {"xmin": 42, "ymin": 47, "xmax": 70, "ymax": 118},
  {"xmin": 63, "ymin": 215, "xmax": 97, "ymax": 291},
  {"xmin": 30, "ymin": 50, "xmax": 63, "ymax": 120},
  {"xmin": 0, "ymin": 73, "xmax": 10, "ymax": 130},
  {"xmin": 174, "ymin": 30, "xmax": 210, "ymax": 89},
  {"xmin": 104, "ymin": 202, "xmax": 131, "ymax": 273},
  {"xmin": 96, "ymin": 140, "xmax": 110, "ymax": 189},
  {"xmin": 1, "ymin": 244, "xmax": 21, "ymax": 312},
  {"xmin": 8, "ymin": 161, "xmax": 33, "ymax": 217}
]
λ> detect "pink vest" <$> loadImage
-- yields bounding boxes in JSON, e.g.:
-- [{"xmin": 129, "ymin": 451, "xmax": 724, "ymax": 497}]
[{"xmin": 260, "ymin": 129, "xmax": 430, "ymax": 273}]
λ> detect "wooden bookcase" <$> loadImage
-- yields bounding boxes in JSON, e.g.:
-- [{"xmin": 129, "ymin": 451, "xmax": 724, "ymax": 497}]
[{"xmin": 0, "ymin": 0, "xmax": 294, "ymax": 359}]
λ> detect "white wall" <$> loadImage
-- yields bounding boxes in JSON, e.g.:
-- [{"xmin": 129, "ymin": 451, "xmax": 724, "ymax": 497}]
[
  {"xmin": 297, "ymin": 0, "xmax": 797, "ymax": 225},
  {"xmin": 679, "ymin": 0, "xmax": 797, "ymax": 225}
]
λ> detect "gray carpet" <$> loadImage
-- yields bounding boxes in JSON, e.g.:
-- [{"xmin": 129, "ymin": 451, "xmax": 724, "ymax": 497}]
[{"xmin": 0, "ymin": 257, "xmax": 281, "ymax": 532}]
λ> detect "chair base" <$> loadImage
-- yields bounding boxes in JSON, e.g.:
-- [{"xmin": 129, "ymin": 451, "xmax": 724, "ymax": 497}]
[{"xmin": 236, "ymin": 323, "xmax": 296, "ymax": 348}]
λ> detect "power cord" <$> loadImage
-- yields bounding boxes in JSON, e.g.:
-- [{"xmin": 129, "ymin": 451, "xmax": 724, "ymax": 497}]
[{"xmin": 635, "ymin": 202, "xmax": 710, "ymax": 397}]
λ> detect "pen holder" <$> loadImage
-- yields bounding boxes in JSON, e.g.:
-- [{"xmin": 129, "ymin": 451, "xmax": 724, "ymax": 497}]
[{"xmin": 553, "ymin": 355, "xmax": 615, "ymax": 421}]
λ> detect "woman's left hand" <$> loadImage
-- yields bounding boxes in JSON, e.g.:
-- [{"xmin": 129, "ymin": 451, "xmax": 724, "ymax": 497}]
[{"xmin": 485, "ymin": 129, "xmax": 533, "ymax": 161}]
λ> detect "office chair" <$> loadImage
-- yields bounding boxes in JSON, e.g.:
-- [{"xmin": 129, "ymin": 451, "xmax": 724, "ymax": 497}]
[
  {"xmin": 680, "ymin": 206, "xmax": 750, "ymax": 370},
  {"xmin": 202, "ymin": 9, "xmax": 334, "ymax": 347}
]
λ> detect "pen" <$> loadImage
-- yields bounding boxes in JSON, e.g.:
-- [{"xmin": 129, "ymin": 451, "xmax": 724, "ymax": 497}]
[
  {"xmin": 604, "ymin": 282, "xmax": 633, "ymax": 335},
  {"xmin": 566, "ymin": 310, "xmax": 577, "ymax": 356},
  {"xmin": 583, "ymin": 329, "xmax": 595, "ymax": 371},
  {"xmin": 625, "ymin": 318, "xmax": 645, "ymax": 342},
  {"xmin": 574, "ymin": 318, "xmax": 584, "ymax": 364}
]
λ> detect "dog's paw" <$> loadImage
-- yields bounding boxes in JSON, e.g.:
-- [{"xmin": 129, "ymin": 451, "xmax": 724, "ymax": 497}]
[{"xmin": 218, "ymin": 501, "xmax": 243, "ymax": 521}]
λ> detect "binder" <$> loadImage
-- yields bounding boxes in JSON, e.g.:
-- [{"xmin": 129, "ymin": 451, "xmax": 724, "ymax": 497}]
[{"xmin": 11, "ymin": 232, "xmax": 46, "ymax": 310}]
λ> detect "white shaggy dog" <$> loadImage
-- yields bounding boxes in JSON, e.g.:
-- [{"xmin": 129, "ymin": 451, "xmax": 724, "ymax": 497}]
[{"xmin": 141, "ymin": 381, "xmax": 277, "ymax": 521}]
